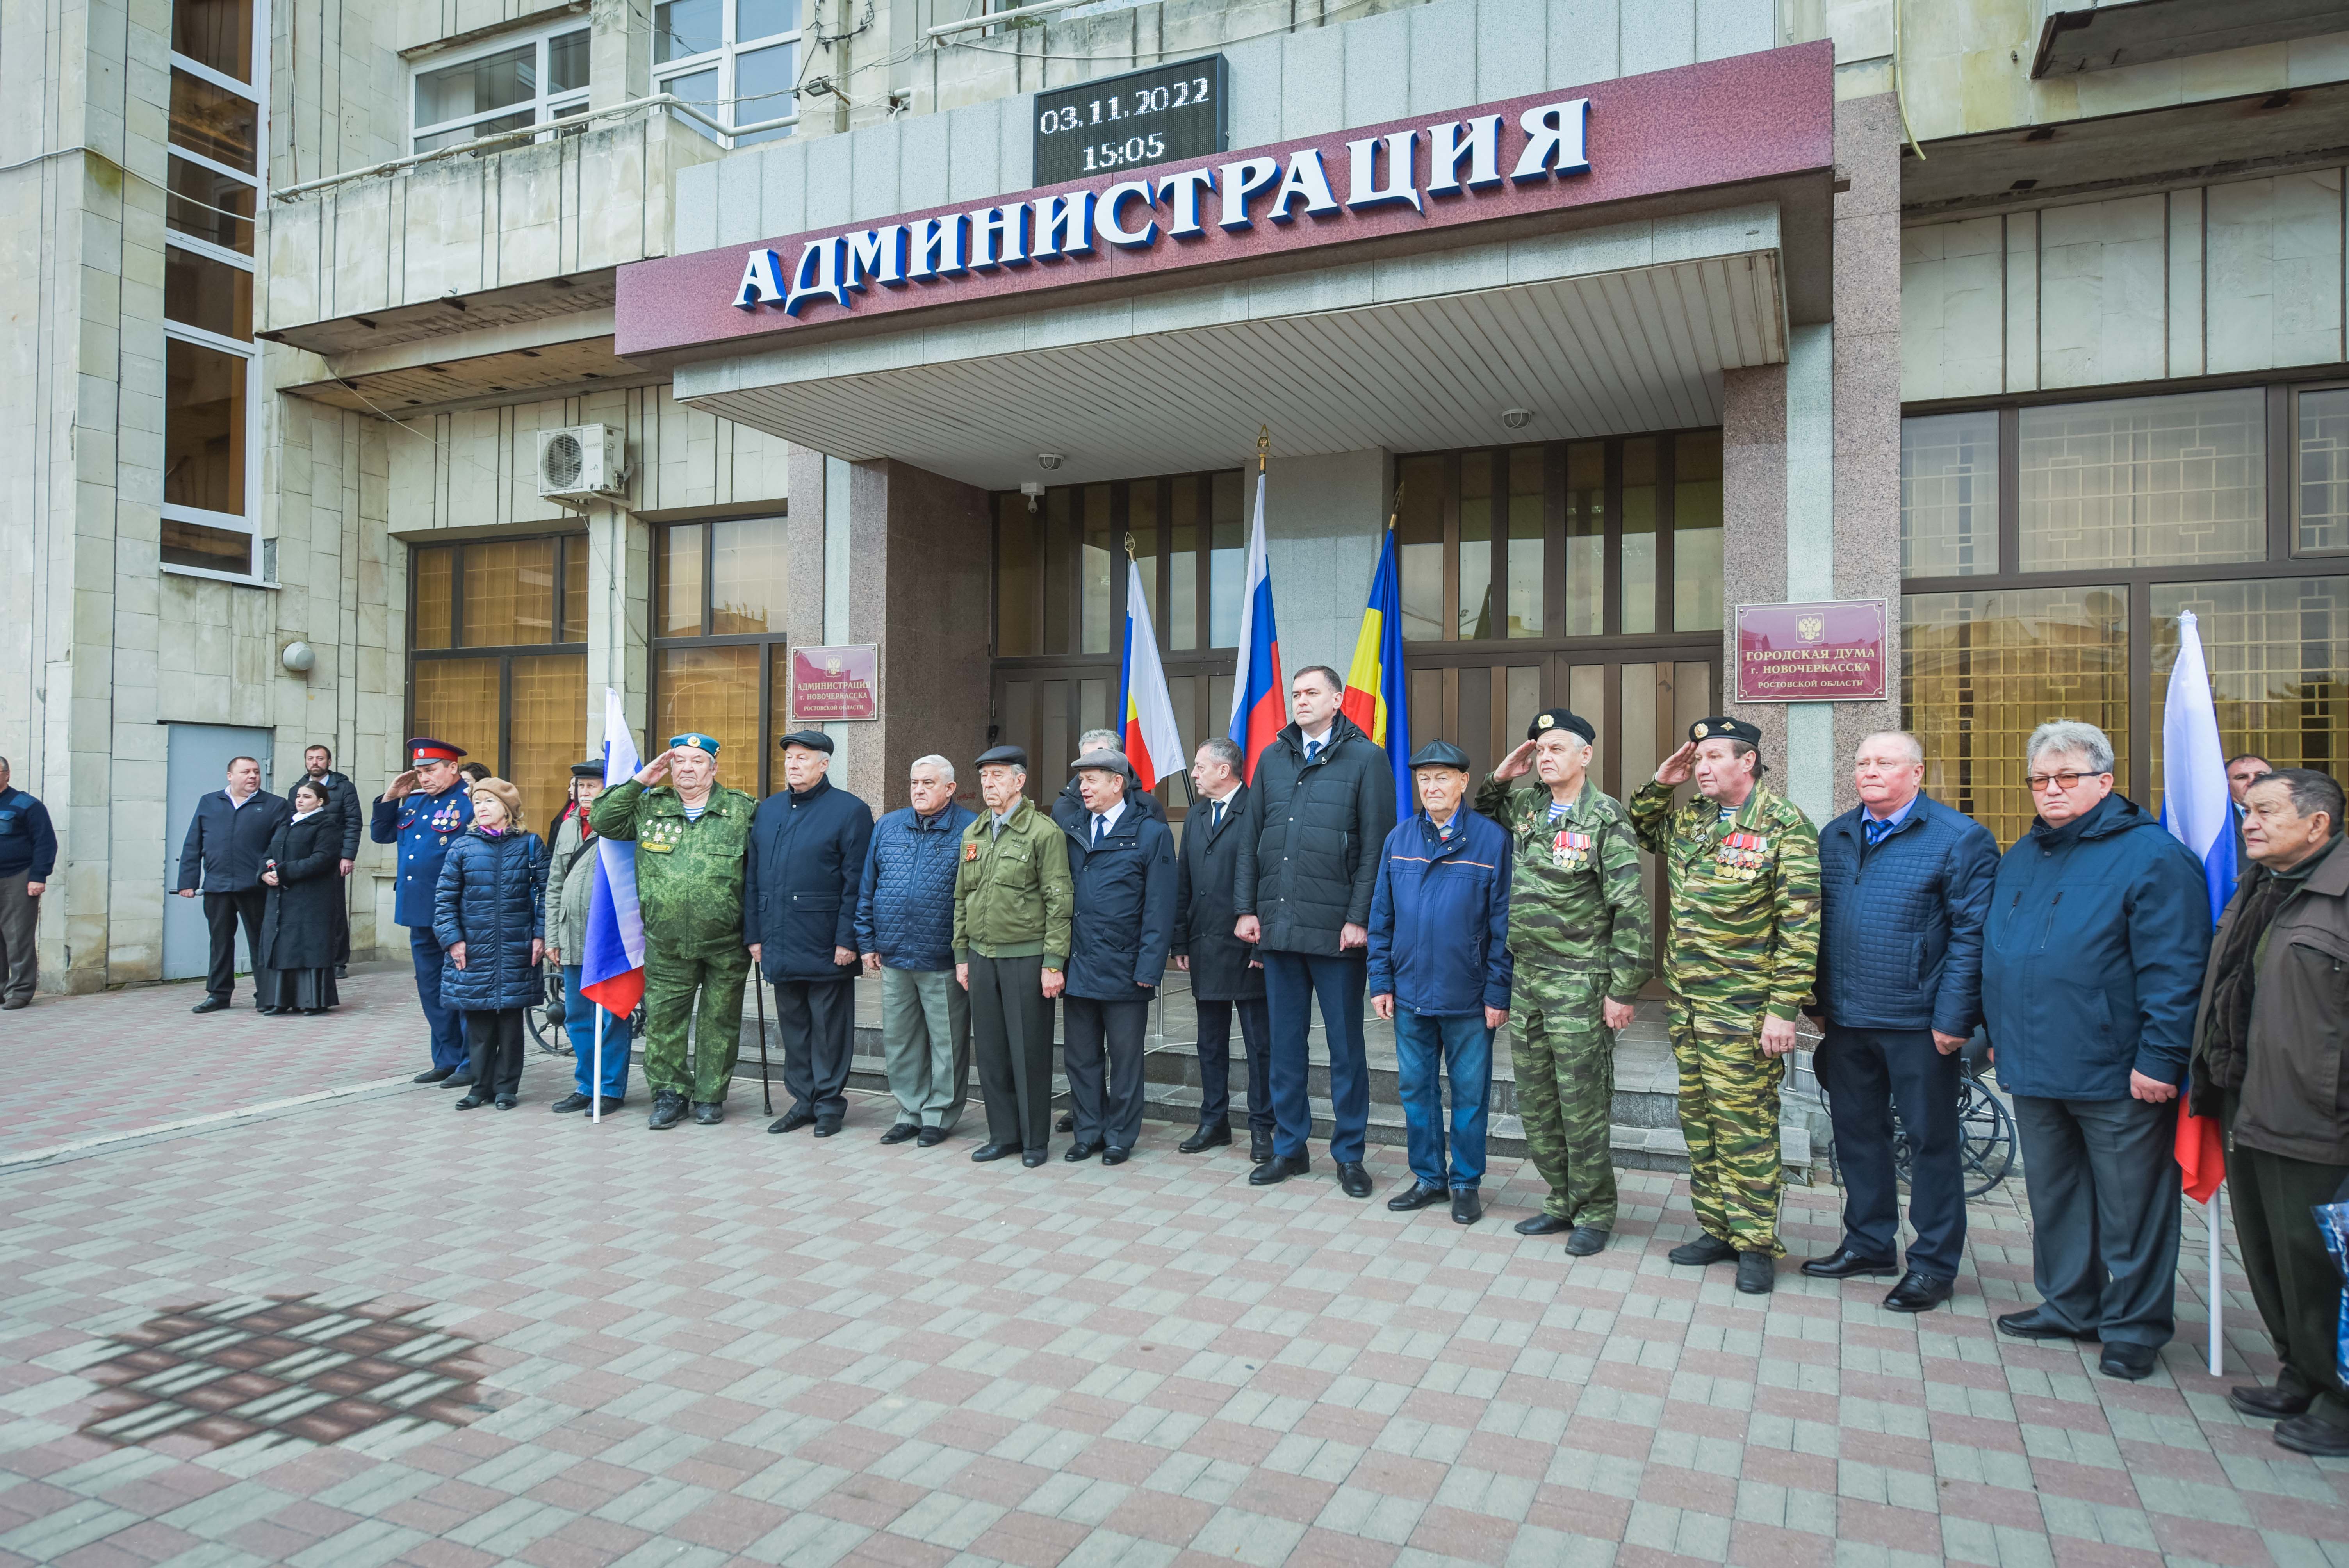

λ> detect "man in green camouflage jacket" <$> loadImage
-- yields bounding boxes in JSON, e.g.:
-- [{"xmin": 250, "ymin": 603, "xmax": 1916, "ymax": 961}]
[
  {"xmin": 1476, "ymin": 707, "xmax": 1650, "ymax": 1256},
  {"xmin": 1629, "ymin": 715, "xmax": 1820, "ymax": 1294},
  {"xmin": 589, "ymin": 732, "xmax": 758, "ymax": 1131}
]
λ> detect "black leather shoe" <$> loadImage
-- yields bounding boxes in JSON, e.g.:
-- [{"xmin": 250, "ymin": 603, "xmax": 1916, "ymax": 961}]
[
  {"xmin": 2230, "ymin": 1384, "xmax": 2313, "ymax": 1420},
  {"xmin": 2099, "ymin": 1342, "xmax": 2158, "ymax": 1381},
  {"xmin": 594, "ymin": 1097, "xmax": 624, "ymax": 1116},
  {"xmin": 1064, "ymin": 1140, "xmax": 1105, "ymax": 1163},
  {"xmin": 2274, "ymin": 1411, "xmax": 2349, "ymax": 1456},
  {"xmin": 647, "ymin": 1092, "xmax": 688, "ymax": 1130},
  {"xmin": 1883, "ymin": 1272, "xmax": 1955, "ymax": 1313},
  {"xmin": 1021, "ymin": 1149, "xmax": 1048, "ymax": 1168},
  {"xmin": 454, "ymin": 1093, "xmax": 488, "ymax": 1110},
  {"xmin": 813, "ymin": 1117, "xmax": 841, "ymax": 1137},
  {"xmin": 916, "ymin": 1127, "xmax": 948, "ymax": 1147},
  {"xmin": 1566, "ymin": 1226, "xmax": 1610, "ymax": 1256},
  {"xmin": 1387, "ymin": 1181, "xmax": 1447, "ymax": 1212},
  {"xmin": 692, "ymin": 1102, "xmax": 724, "ymax": 1126},
  {"xmin": 1249, "ymin": 1154, "xmax": 1310, "ymax": 1186},
  {"xmin": 1736, "ymin": 1252, "xmax": 1776, "ymax": 1294},
  {"xmin": 769, "ymin": 1105, "xmax": 815, "ymax": 1134},
  {"xmin": 971, "ymin": 1141, "xmax": 1018, "ymax": 1162},
  {"xmin": 1514, "ymin": 1213, "xmax": 1572, "ymax": 1237},
  {"xmin": 551, "ymin": 1092, "xmax": 592, "ymax": 1114},
  {"xmin": 192, "ymin": 996, "xmax": 230, "ymax": 1014},
  {"xmin": 1801, "ymin": 1245, "xmax": 1900, "ymax": 1280},
  {"xmin": 444, "ymin": 1075, "xmax": 476, "ymax": 1090},
  {"xmin": 494, "ymin": 1096, "xmax": 518, "ymax": 1110},
  {"xmin": 1450, "ymin": 1190, "xmax": 1482, "ymax": 1226},
  {"xmin": 1179, "ymin": 1123, "xmax": 1231, "ymax": 1153},
  {"xmin": 879, "ymin": 1123, "xmax": 920, "ymax": 1145},
  {"xmin": 1668, "ymin": 1235, "xmax": 1737, "ymax": 1267},
  {"xmin": 413, "ymin": 1067, "xmax": 454, "ymax": 1085},
  {"xmin": 260, "ymin": 1006, "xmax": 292, "ymax": 1017},
  {"xmin": 1101, "ymin": 1147, "xmax": 1130, "ymax": 1167},
  {"xmin": 1336, "ymin": 1162, "xmax": 1372, "ymax": 1199},
  {"xmin": 1996, "ymin": 1308, "xmax": 2097, "ymax": 1342},
  {"xmin": 1249, "ymin": 1131, "xmax": 1274, "ymax": 1164},
  {"xmin": 1055, "ymin": 1110, "xmax": 1075, "ymax": 1133}
]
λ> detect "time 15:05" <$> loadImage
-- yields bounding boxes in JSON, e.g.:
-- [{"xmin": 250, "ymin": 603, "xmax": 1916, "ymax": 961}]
[{"xmin": 1037, "ymin": 75, "xmax": 1213, "ymax": 136}]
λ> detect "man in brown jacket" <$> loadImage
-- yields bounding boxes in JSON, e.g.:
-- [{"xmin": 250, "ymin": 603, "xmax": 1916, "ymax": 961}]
[{"xmin": 2190, "ymin": 767, "xmax": 2349, "ymax": 1456}]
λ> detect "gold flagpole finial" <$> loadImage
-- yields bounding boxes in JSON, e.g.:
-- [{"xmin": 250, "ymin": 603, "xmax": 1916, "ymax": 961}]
[
  {"xmin": 1256, "ymin": 425, "xmax": 1271, "ymax": 473},
  {"xmin": 1123, "ymin": 531, "xmax": 1136, "ymax": 558},
  {"xmin": 1386, "ymin": 479, "xmax": 1404, "ymax": 532}
]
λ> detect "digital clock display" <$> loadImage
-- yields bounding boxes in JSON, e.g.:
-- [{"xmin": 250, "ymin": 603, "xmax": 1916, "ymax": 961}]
[{"xmin": 1032, "ymin": 55, "xmax": 1229, "ymax": 187}]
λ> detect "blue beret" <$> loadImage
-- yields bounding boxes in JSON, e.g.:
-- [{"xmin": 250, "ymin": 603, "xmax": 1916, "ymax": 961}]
[{"xmin": 669, "ymin": 733, "xmax": 720, "ymax": 755}]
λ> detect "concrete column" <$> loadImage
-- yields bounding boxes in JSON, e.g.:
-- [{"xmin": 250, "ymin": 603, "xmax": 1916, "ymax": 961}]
[
  {"xmin": 587, "ymin": 500, "xmax": 652, "ymax": 748},
  {"xmin": 1721, "ymin": 362, "xmax": 1788, "ymax": 769},
  {"xmin": 1781, "ymin": 322, "xmax": 1837, "ymax": 829},
  {"xmin": 1262, "ymin": 448, "xmax": 1388, "ymax": 678},
  {"xmin": 589, "ymin": 0, "xmax": 650, "ymax": 112}
]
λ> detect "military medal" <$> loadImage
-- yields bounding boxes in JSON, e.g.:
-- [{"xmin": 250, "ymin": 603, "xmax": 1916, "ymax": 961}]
[
  {"xmin": 1715, "ymin": 831, "xmax": 1769, "ymax": 882},
  {"xmin": 964, "ymin": 843, "xmax": 980, "ymax": 862},
  {"xmin": 1552, "ymin": 829, "xmax": 1592, "ymax": 870}
]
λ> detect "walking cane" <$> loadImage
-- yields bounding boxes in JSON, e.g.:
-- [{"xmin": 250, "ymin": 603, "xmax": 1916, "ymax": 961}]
[{"xmin": 753, "ymin": 971, "xmax": 773, "ymax": 1115}]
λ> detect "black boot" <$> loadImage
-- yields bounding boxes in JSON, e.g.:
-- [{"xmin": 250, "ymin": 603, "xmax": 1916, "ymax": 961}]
[{"xmin": 647, "ymin": 1090, "xmax": 688, "ymax": 1130}]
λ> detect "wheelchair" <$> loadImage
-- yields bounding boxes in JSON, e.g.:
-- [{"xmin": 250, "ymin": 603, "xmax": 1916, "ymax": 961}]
[
  {"xmin": 1821, "ymin": 1029, "xmax": 2017, "ymax": 1199},
  {"xmin": 521, "ymin": 964, "xmax": 646, "ymax": 1057}
]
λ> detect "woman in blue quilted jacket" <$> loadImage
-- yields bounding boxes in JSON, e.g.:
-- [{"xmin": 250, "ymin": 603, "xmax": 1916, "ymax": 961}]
[{"xmin": 433, "ymin": 777, "xmax": 549, "ymax": 1110}]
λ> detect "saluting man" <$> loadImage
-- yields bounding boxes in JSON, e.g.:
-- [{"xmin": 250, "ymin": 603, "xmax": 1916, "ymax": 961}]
[
  {"xmin": 371, "ymin": 739, "xmax": 475, "ymax": 1085},
  {"xmin": 1629, "ymin": 716, "xmax": 1820, "ymax": 1295},
  {"xmin": 590, "ymin": 733, "xmax": 758, "ymax": 1130},
  {"xmin": 1477, "ymin": 708, "xmax": 1651, "ymax": 1256}
]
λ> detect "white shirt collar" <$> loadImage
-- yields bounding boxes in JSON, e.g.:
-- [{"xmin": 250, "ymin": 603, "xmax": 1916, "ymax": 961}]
[
  {"xmin": 1093, "ymin": 799, "xmax": 1126, "ymax": 834},
  {"xmin": 1300, "ymin": 723, "xmax": 1333, "ymax": 749}
]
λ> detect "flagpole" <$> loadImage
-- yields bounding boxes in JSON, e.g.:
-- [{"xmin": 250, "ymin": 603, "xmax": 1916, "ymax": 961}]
[
  {"xmin": 592, "ymin": 1007, "xmax": 603, "ymax": 1124},
  {"xmin": 2208, "ymin": 1190, "xmax": 2222, "ymax": 1374}
]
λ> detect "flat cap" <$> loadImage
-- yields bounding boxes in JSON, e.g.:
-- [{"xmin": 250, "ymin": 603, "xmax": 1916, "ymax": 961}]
[
  {"xmin": 779, "ymin": 729, "xmax": 834, "ymax": 754},
  {"xmin": 668, "ymin": 732, "xmax": 720, "ymax": 756},
  {"xmin": 407, "ymin": 738, "xmax": 467, "ymax": 762},
  {"xmin": 1528, "ymin": 707, "xmax": 1595, "ymax": 744},
  {"xmin": 1688, "ymin": 715, "xmax": 1764, "ymax": 747},
  {"xmin": 1071, "ymin": 748, "xmax": 1128, "ymax": 773},
  {"xmin": 975, "ymin": 744, "xmax": 1028, "ymax": 770},
  {"xmin": 569, "ymin": 757, "xmax": 606, "ymax": 779},
  {"xmin": 1409, "ymin": 740, "xmax": 1472, "ymax": 772}
]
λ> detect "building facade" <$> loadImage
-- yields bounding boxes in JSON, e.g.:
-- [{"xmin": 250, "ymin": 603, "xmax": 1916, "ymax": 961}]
[{"xmin": 6, "ymin": 0, "xmax": 2347, "ymax": 991}]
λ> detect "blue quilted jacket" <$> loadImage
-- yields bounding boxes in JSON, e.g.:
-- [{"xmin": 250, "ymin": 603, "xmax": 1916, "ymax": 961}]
[
  {"xmin": 1814, "ymin": 795, "xmax": 2000, "ymax": 1037},
  {"xmin": 855, "ymin": 801, "xmax": 977, "ymax": 971},
  {"xmin": 431, "ymin": 827, "xmax": 549, "ymax": 1012}
]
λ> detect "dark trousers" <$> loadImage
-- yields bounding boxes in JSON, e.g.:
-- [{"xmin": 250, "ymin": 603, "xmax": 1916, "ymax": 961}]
[
  {"xmin": 0, "ymin": 872, "xmax": 38, "ymax": 1003},
  {"xmin": 2012, "ymin": 1093, "xmax": 2182, "ymax": 1347},
  {"xmin": 969, "ymin": 953, "xmax": 1055, "ymax": 1151},
  {"xmin": 408, "ymin": 927, "xmax": 469, "ymax": 1071},
  {"xmin": 1064, "ymin": 995, "xmax": 1148, "ymax": 1151},
  {"xmin": 463, "ymin": 1009, "xmax": 526, "ymax": 1099},
  {"xmin": 774, "ymin": 976, "xmax": 857, "ymax": 1121},
  {"xmin": 331, "ymin": 879, "xmax": 351, "ymax": 967},
  {"xmin": 1196, "ymin": 996, "xmax": 1271, "ymax": 1133},
  {"xmin": 201, "ymin": 888, "xmax": 266, "ymax": 1002},
  {"xmin": 2223, "ymin": 1104, "xmax": 2349, "ymax": 1423},
  {"xmin": 1820, "ymin": 1025, "xmax": 1967, "ymax": 1277},
  {"xmin": 1262, "ymin": 948, "xmax": 1369, "ymax": 1164},
  {"xmin": 1394, "ymin": 1009, "xmax": 1493, "ymax": 1190}
]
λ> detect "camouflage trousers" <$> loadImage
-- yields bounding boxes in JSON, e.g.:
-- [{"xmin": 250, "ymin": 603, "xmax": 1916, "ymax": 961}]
[
  {"xmin": 641, "ymin": 944, "xmax": 751, "ymax": 1103},
  {"xmin": 1510, "ymin": 972, "xmax": 1617, "ymax": 1228},
  {"xmin": 1666, "ymin": 997, "xmax": 1786, "ymax": 1257}
]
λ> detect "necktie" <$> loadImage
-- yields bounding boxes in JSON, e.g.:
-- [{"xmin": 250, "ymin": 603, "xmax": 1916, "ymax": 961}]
[
  {"xmin": 1093, "ymin": 813, "xmax": 1107, "ymax": 845},
  {"xmin": 1306, "ymin": 739, "xmax": 1321, "ymax": 764},
  {"xmin": 1212, "ymin": 801, "xmax": 1224, "ymax": 830}
]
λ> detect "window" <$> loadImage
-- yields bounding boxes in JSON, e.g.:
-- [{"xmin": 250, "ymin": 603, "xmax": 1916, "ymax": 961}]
[
  {"xmin": 410, "ymin": 25, "xmax": 590, "ymax": 153},
  {"xmin": 408, "ymin": 537, "xmax": 589, "ymax": 834},
  {"xmin": 164, "ymin": 0, "xmax": 264, "ymax": 581},
  {"xmin": 1902, "ymin": 410, "xmax": 1999, "ymax": 576},
  {"xmin": 651, "ymin": 517, "xmax": 791, "ymax": 798},
  {"xmin": 654, "ymin": 0, "xmax": 799, "ymax": 148},
  {"xmin": 2019, "ymin": 388, "xmax": 2264, "ymax": 571},
  {"xmin": 2300, "ymin": 387, "xmax": 2349, "ymax": 556}
]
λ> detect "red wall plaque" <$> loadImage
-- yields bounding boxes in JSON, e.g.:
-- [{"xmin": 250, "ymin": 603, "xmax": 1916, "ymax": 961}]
[
  {"xmin": 790, "ymin": 645, "xmax": 879, "ymax": 721},
  {"xmin": 1733, "ymin": 600, "xmax": 1889, "ymax": 703}
]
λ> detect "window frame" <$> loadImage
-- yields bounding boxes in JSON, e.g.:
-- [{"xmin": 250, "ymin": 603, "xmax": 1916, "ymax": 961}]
[
  {"xmin": 651, "ymin": 0, "xmax": 802, "ymax": 149},
  {"xmin": 648, "ymin": 515, "xmax": 793, "ymax": 799},
  {"xmin": 408, "ymin": 23, "xmax": 592, "ymax": 154},
  {"xmin": 2289, "ymin": 377, "xmax": 2349, "ymax": 560},
  {"xmin": 163, "ymin": 3, "xmax": 267, "ymax": 586}
]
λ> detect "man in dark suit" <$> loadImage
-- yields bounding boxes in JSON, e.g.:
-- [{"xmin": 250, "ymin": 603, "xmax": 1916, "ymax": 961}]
[
  {"xmin": 291, "ymin": 744, "xmax": 363, "ymax": 975},
  {"xmin": 1173, "ymin": 736, "xmax": 1271, "ymax": 1161},
  {"xmin": 175, "ymin": 755, "xmax": 292, "ymax": 1012},
  {"xmin": 747, "ymin": 731, "xmax": 875, "ymax": 1138}
]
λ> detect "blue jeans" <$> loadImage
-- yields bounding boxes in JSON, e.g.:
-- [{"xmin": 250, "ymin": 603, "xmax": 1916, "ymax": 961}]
[
  {"xmin": 563, "ymin": 964, "xmax": 631, "ymax": 1102},
  {"xmin": 410, "ymin": 927, "xmax": 467, "ymax": 1071},
  {"xmin": 1261, "ymin": 949, "xmax": 1368, "ymax": 1164},
  {"xmin": 1394, "ymin": 1009, "xmax": 1493, "ymax": 1190}
]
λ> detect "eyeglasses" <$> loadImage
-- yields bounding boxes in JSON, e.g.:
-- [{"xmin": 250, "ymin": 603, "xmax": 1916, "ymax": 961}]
[{"xmin": 2025, "ymin": 770, "xmax": 2105, "ymax": 793}]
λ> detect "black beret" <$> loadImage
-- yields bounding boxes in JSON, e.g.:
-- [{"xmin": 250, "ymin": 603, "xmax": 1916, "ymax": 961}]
[
  {"xmin": 1689, "ymin": 715, "xmax": 1765, "ymax": 747},
  {"xmin": 569, "ymin": 758, "xmax": 606, "ymax": 779},
  {"xmin": 975, "ymin": 744, "xmax": 1028, "ymax": 770},
  {"xmin": 1528, "ymin": 708, "xmax": 1595, "ymax": 744},
  {"xmin": 1408, "ymin": 740, "xmax": 1472, "ymax": 772},
  {"xmin": 779, "ymin": 729, "xmax": 834, "ymax": 754}
]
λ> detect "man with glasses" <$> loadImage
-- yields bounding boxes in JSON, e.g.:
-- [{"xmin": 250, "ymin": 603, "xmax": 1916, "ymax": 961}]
[
  {"xmin": 1981, "ymin": 720, "xmax": 2210, "ymax": 1380},
  {"xmin": 372, "ymin": 739, "xmax": 476, "ymax": 1082}
]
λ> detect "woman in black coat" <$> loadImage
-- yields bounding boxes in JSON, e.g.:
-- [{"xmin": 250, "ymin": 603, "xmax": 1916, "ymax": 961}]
[
  {"xmin": 258, "ymin": 780, "xmax": 344, "ymax": 1015},
  {"xmin": 431, "ymin": 779, "xmax": 548, "ymax": 1110}
]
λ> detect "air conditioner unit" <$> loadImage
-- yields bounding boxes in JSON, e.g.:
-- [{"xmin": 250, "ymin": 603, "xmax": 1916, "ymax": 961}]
[{"xmin": 536, "ymin": 424, "xmax": 625, "ymax": 500}]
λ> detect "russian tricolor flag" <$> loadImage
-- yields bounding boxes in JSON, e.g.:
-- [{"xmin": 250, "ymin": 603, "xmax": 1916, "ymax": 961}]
[
  {"xmin": 2160, "ymin": 610, "xmax": 2234, "ymax": 1206},
  {"xmin": 1226, "ymin": 470, "xmax": 1285, "ymax": 782},
  {"xmin": 580, "ymin": 687, "xmax": 646, "ymax": 1019},
  {"xmin": 1119, "ymin": 556, "xmax": 1185, "ymax": 790},
  {"xmin": 1340, "ymin": 525, "xmax": 1413, "ymax": 818}
]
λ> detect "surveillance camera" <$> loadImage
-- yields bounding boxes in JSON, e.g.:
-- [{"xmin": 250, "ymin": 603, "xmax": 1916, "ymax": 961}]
[
  {"xmin": 1501, "ymin": 408, "xmax": 1533, "ymax": 429},
  {"xmin": 1037, "ymin": 453, "xmax": 1064, "ymax": 470},
  {"xmin": 1020, "ymin": 479, "xmax": 1047, "ymax": 513}
]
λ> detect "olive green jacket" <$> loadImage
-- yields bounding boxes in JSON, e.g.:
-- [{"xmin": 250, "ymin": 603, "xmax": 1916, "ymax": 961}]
[
  {"xmin": 952, "ymin": 796, "xmax": 1073, "ymax": 967},
  {"xmin": 588, "ymin": 779, "xmax": 757, "ymax": 956}
]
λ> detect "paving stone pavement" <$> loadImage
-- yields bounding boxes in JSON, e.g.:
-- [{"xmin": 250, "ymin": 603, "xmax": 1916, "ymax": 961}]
[{"xmin": 2, "ymin": 979, "xmax": 2345, "ymax": 1567}]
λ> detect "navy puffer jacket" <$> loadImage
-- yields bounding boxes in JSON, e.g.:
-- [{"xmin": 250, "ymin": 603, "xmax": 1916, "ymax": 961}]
[
  {"xmin": 432, "ymin": 827, "xmax": 549, "ymax": 1012},
  {"xmin": 1232, "ymin": 715, "xmax": 1399, "ymax": 955},
  {"xmin": 1814, "ymin": 796, "xmax": 1999, "ymax": 1036},
  {"xmin": 855, "ymin": 801, "xmax": 977, "ymax": 970}
]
